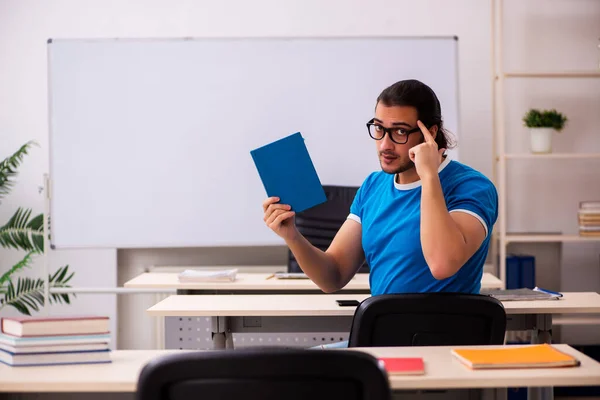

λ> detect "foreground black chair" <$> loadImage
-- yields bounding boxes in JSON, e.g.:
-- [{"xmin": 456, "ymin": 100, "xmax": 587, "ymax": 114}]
[
  {"xmin": 288, "ymin": 185, "xmax": 369, "ymax": 274},
  {"xmin": 348, "ymin": 293, "xmax": 506, "ymax": 347},
  {"xmin": 137, "ymin": 347, "xmax": 391, "ymax": 400}
]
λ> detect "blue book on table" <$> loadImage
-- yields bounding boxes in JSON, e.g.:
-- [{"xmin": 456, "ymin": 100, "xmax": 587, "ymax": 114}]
[
  {"xmin": 250, "ymin": 132, "xmax": 327, "ymax": 213},
  {"xmin": 505, "ymin": 254, "xmax": 536, "ymax": 289},
  {"xmin": 518, "ymin": 255, "xmax": 535, "ymax": 289},
  {"xmin": 506, "ymin": 255, "xmax": 521, "ymax": 289}
]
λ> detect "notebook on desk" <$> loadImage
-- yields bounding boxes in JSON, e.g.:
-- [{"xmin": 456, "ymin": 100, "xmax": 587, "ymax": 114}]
[
  {"xmin": 451, "ymin": 344, "xmax": 579, "ymax": 370},
  {"xmin": 378, "ymin": 357, "xmax": 425, "ymax": 375},
  {"xmin": 480, "ymin": 288, "xmax": 561, "ymax": 301}
]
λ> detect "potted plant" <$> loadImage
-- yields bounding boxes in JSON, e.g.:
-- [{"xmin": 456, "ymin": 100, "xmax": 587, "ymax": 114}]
[
  {"xmin": 0, "ymin": 141, "xmax": 75, "ymax": 315},
  {"xmin": 522, "ymin": 108, "xmax": 568, "ymax": 154}
]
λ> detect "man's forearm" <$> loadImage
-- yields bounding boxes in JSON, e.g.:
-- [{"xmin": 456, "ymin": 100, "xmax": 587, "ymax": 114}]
[
  {"xmin": 420, "ymin": 175, "xmax": 467, "ymax": 279},
  {"xmin": 286, "ymin": 235, "xmax": 343, "ymax": 293}
]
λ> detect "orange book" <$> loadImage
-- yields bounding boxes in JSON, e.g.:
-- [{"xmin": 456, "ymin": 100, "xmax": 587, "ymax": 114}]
[
  {"xmin": 378, "ymin": 357, "xmax": 425, "ymax": 375},
  {"xmin": 451, "ymin": 344, "xmax": 580, "ymax": 370}
]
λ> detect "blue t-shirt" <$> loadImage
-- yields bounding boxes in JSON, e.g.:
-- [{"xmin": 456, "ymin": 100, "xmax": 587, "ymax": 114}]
[{"xmin": 349, "ymin": 157, "xmax": 498, "ymax": 296}]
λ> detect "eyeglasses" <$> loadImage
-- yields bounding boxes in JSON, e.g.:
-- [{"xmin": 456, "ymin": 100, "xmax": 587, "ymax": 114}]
[{"xmin": 366, "ymin": 118, "xmax": 421, "ymax": 145}]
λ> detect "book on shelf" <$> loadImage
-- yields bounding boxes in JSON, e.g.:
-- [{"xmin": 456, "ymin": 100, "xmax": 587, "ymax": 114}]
[
  {"xmin": 451, "ymin": 344, "xmax": 579, "ymax": 370},
  {"xmin": 578, "ymin": 209, "xmax": 600, "ymax": 216},
  {"xmin": 0, "ymin": 315, "xmax": 109, "ymax": 337},
  {"xmin": 378, "ymin": 357, "xmax": 425, "ymax": 375},
  {"xmin": 579, "ymin": 226, "xmax": 600, "ymax": 231},
  {"xmin": 579, "ymin": 230, "xmax": 600, "ymax": 237},
  {"xmin": 579, "ymin": 200, "xmax": 600, "ymax": 210},
  {"xmin": 578, "ymin": 201, "xmax": 600, "ymax": 237},
  {"xmin": 0, "ymin": 348, "xmax": 111, "ymax": 367},
  {"xmin": 578, "ymin": 215, "xmax": 600, "ymax": 225},
  {"xmin": 505, "ymin": 254, "xmax": 535, "ymax": 290}
]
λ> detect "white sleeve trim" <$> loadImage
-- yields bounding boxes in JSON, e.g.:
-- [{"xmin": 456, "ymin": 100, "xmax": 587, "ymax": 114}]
[
  {"xmin": 449, "ymin": 209, "xmax": 488, "ymax": 237},
  {"xmin": 347, "ymin": 213, "xmax": 361, "ymax": 224}
]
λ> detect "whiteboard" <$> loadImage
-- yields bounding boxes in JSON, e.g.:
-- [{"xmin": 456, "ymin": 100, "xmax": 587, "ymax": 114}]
[{"xmin": 48, "ymin": 37, "xmax": 459, "ymax": 248}]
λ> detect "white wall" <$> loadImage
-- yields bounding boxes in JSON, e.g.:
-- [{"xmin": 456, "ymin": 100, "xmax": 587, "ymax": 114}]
[
  {"xmin": 499, "ymin": 0, "xmax": 600, "ymax": 344},
  {"xmin": 1, "ymin": 0, "xmax": 598, "ymax": 348}
]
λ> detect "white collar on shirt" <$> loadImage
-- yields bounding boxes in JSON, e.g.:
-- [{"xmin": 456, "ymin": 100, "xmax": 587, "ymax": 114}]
[{"xmin": 393, "ymin": 156, "xmax": 452, "ymax": 191}]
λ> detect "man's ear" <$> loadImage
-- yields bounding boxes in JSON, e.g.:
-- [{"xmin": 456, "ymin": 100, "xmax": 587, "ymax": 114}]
[{"xmin": 430, "ymin": 125, "xmax": 439, "ymax": 140}]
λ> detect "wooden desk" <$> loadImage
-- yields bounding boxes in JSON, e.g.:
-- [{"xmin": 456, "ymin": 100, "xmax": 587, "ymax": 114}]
[
  {"xmin": 1, "ymin": 345, "xmax": 599, "ymax": 394},
  {"xmin": 125, "ymin": 271, "xmax": 503, "ymax": 293},
  {"xmin": 147, "ymin": 292, "xmax": 600, "ymax": 349}
]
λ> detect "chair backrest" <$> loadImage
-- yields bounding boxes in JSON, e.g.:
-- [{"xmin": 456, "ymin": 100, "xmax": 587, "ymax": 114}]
[
  {"xmin": 136, "ymin": 348, "xmax": 391, "ymax": 400},
  {"xmin": 288, "ymin": 185, "xmax": 369, "ymax": 273},
  {"xmin": 348, "ymin": 293, "xmax": 506, "ymax": 347}
]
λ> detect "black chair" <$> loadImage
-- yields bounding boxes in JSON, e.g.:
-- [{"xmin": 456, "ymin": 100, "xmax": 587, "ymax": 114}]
[
  {"xmin": 348, "ymin": 293, "xmax": 506, "ymax": 347},
  {"xmin": 288, "ymin": 185, "xmax": 369, "ymax": 274},
  {"xmin": 136, "ymin": 347, "xmax": 391, "ymax": 400}
]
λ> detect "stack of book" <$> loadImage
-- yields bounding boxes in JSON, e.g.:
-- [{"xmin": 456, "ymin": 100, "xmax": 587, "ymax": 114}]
[
  {"xmin": 578, "ymin": 201, "xmax": 600, "ymax": 237},
  {"xmin": 0, "ymin": 315, "xmax": 111, "ymax": 367}
]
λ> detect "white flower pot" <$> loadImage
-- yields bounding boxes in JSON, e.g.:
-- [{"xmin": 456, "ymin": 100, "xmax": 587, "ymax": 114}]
[{"xmin": 529, "ymin": 127, "xmax": 554, "ymax": 154}]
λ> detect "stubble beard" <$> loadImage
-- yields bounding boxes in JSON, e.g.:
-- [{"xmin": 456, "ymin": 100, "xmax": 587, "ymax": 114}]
[{"xmin": 380, "ymin": 156, "xmax": 415, "ymax": 175}]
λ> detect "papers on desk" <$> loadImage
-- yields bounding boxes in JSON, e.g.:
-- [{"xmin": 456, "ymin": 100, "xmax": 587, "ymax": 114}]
[
  {"xmin": 273, "ymin": 272, "xmax": 310, "ymax": 279},
  {"xmin": 451, "ymin": 344, "xmax": 580, "ymax": 370},
  {"xmin": 480, "ymin": 288, "xmax": 562, "ymax": 301},
  {"xmin": 178, "ymin": 269, "xmax": 238, "ymax": 282}
]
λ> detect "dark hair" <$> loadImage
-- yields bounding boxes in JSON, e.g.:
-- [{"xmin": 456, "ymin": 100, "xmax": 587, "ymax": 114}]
[{"xmin": 376, "ymin": 79, "xmax": 456, "ymax": 150}]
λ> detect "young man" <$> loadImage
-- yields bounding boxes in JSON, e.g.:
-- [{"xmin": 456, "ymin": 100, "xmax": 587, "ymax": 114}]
[{"xmin": 262, "ymin": 79, "xmax": 498, "ymax": 298}]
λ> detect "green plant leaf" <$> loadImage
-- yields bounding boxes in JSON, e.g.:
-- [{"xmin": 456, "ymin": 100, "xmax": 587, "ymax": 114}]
[
  {"xmin": 49, "ymin": 265, "xmax": 75, "ymax": 306},
  {"xmin": 0, "ymin": 251, "xmax": 35, "ymax": 286},
  {"xmin": 522, "ymin": 108, "xmax": 568, "ymax": 131},
  {"xmin": 0, "ymin": 208, "xmax": 44, "ymax": 252},
  {"xmin": 0, "ymin": 265, "xmax": 74, "ymax": 315},
  {"xmin": 0, "ymin": 141, "xmax": 38, "ymax": 203}
]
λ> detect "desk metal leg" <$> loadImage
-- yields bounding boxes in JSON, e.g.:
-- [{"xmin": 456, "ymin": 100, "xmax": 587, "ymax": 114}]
[
  {"xmin": 226, "ymin": 329, "xmax": 234, "ymax": 349},
  {"xmin": 527, "ymin": 387, "xmax": 553, "ymax": 400},
  {"xmin": 482, "ymin": 388, "xmax": 506, "ymax": 400},
  {"xmin": 529, "ymin": 315, "xmax": 553, "ymax": 400},
  {"xmin": 531, "ymin": 315, "xmax": 553, "ymax": 344},
  {"xmin": 211, "ymin": 316, "xmax": 232, "ymax": 350}
]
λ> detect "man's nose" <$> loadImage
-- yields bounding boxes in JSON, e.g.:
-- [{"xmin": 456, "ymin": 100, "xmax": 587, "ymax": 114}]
[{"xmin": 379, "ymin": 132, "xmax": 396, "ymax": 151}]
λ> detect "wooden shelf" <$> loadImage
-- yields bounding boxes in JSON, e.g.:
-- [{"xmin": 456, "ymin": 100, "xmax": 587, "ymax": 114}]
[
  {"xmin": 504, "ymin": 153, "xmax": 600, "ymax": 159},
  {"xmin": 503, "ymin": 71, "xmax": 600, "ymax": 78},
  {"xmin": 505, "ymin": 234, "xmax": 600, "ymax": 243}
]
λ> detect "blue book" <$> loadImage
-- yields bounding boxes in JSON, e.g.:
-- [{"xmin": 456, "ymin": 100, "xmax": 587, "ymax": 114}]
[
  {"xmin": 506, "ymin": 255, "xmax": 521, "ymax": 289},
  {"xmin": 505, "ymin": 254, "xmax": 536, "ymax": 289},
  {"xmin": 250, "ymin": 132, "xmax": 327, "ymax": 213},
  {"xmin": 518, "ymin": 255, "xmax": 536, "ymax": 289}
]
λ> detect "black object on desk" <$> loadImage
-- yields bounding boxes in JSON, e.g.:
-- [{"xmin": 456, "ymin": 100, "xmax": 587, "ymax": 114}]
[
  {"xmin": 288, "ymin": 185, "xmax": 370, "ymax": 274},
  {"xmin": 337, "ymin": 299, "xmax": 360, "ymax": 307}
]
